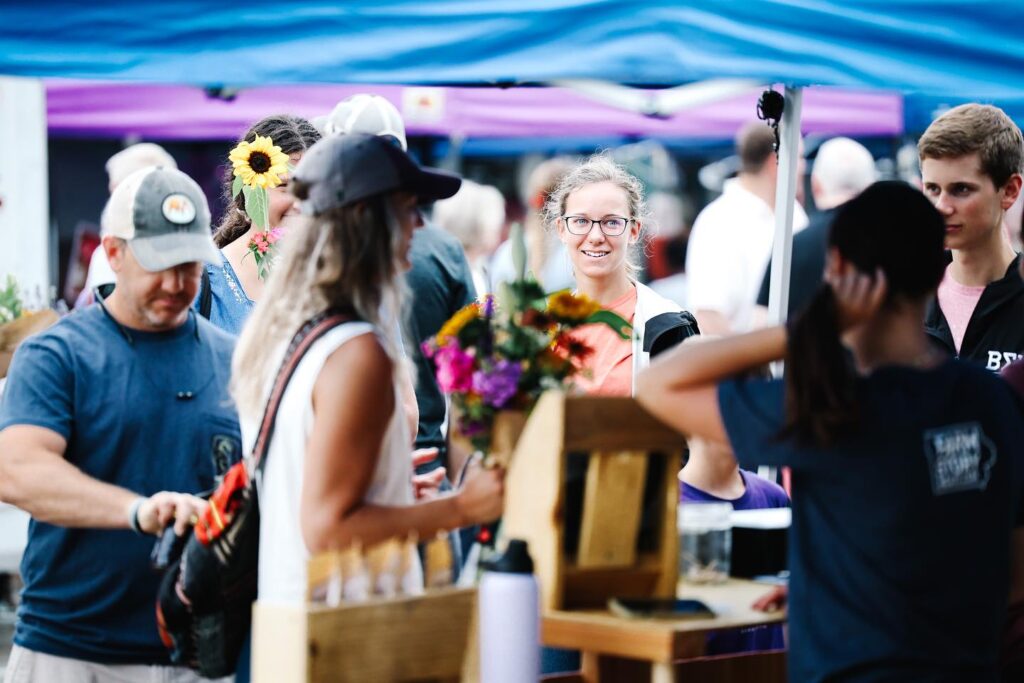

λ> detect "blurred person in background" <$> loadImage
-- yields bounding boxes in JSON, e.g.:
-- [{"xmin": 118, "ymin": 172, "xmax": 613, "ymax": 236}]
[
  {"xmin": 74, "ymin": 143, "xmax": 178, "ymax": 308},
  {"xmin": 491, "ymin": 156, "xmax": 575, "ymax": 293},
  {"xmin": 686, "ymin": 123, "xmax": 808, "ymax": 334},
  {"xmin": 648, "ymin": 234, "xmax": 689, "ymax": 309},
  {"xmin": 432, "ymin": 179, "xmax": 505, "ymax": 295},
  {"xmin": 754, "ymin": 136, "xmax": 877, "ymax": 323}
]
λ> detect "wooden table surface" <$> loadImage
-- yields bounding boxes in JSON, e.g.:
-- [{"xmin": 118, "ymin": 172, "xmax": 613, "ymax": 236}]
[{"xmin": 541, "ymin": 579, "xmax": 786, "ymax": 682}]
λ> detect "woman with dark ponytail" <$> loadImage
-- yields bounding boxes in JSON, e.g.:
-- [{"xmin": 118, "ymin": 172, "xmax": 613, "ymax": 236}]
[
  {"xmin": 201, "ymin": 114, "xmax": 320, "ymax": 334},
  {"xmin": 638, "ymin": 180, "xmax": 1024, "ymax": 682}
]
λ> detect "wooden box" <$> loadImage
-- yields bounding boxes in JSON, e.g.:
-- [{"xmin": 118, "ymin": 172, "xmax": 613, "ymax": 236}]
[
  {"xmin": 500, "ymin": 392, "xmax": 687, "ymax": 611},
  {"xmin": 251, "ymin": 587, "xmax": 477, "ymax": 683}
]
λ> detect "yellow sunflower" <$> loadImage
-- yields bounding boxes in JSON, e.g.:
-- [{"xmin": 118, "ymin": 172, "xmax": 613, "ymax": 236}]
[
  {"xmin": 229, "ymin": 135, "xmax": 290, "ymax": 189},
  {"xmin": 435, "ymin": 302, "xmax": 481, "ymax": 344},
  {"xmin": 546, "ymin": 291, "xmax": 599, "ymax": 321}
]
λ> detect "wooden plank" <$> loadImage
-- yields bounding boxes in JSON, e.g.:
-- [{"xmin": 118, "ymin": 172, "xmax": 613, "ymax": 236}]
[
  {"xmin": 673, "ymin": 651, "xmax": 787, "ymax": 683},
  {"xmin": 543, "ymin": 579, "xmax": 786, "ymax": 664},
  {"xmin": 561, "ymin": 564, "xmax": 663, "ymax": 610},
  {"xmin": 304, "ymin": 588, "xmax": 475, "ymax": 682},
  {"xmin": 563, "ymin": 397, "xmax": 687, "ymax": 453},
  {"xmin": 501, "ymin": 391, "xmax": 567, "ymax": 611},
  {"xmin": 543, "ymin": 610, "xmax": 685, "ymax": 663},
  {"xmin": 576, "ymin": 451, "xmax": 648, "ymax": 568},
  {"xmin": 654, "ymin": 453, "xmax": 682, "ymax": 597},
  {"xmin": 251, "ymin": 601, "xmax": 309, "ymax": 683}
]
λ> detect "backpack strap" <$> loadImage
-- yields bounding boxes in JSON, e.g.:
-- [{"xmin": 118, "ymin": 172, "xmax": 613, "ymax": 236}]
[
  {"xmin": 250, "ymin": 309, "xmax": 354, "ymax": 477},
  {"xmin": 198, "ymin": 269, "xmax": 213, "ymax": 320}
]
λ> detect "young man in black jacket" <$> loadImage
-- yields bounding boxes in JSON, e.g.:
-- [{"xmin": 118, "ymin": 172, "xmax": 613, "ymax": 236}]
[{"xmin": 919, "ymin": 104, "xmax": 1024, "ymax": 371}]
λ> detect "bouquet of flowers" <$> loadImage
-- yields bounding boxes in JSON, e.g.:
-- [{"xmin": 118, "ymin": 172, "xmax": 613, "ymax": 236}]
[
  {"xmin": 229, "ymin": 134, "xmax": 291, "ymax": 280},
  {"xmin": 0, "ymin": 275, "xmax": 22, "ymax": 325},
  {"xmin": 0, "ymin": 275, "xmax": 59, "ymax": 378},
  {"xmin": 423, "ymin": 227, "xmax": 631, "ymax": 461}
]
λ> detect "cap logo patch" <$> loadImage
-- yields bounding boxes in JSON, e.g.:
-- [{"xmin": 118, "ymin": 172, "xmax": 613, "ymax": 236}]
[{"xmin": 162, "ymin": 194, "xmax": 196, "ymax": 225}]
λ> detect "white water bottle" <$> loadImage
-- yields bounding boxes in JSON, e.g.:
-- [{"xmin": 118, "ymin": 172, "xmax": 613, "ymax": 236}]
[{"xmin": 479, "ymin": 539, "xmax": 540, "ymax": 683}]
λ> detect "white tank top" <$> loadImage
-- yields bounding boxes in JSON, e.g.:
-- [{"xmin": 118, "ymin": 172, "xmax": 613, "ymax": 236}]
[{"xmin": 248, "ymin": 322, "xmax": 416, "ymax": 605}]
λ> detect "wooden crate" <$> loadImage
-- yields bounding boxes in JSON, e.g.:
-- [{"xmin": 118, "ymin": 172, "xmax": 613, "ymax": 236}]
[
  {"xmin": 252, "ymin": 587, "xmax": 477, "ymax": 683},
  {"xmin": 500, "ymin": 392, "xmax": 687, "ymax": 612}
]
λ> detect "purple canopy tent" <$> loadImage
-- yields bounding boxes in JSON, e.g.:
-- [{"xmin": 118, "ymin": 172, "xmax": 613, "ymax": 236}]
[{"xmin": 45, "ymin": 80, "xmax": 903, "ymax": 141}]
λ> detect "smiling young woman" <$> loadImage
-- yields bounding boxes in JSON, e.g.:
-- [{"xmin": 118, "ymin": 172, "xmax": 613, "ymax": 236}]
[{"xmin": 545, "ymin": 155, "xmax": 698, "ymax": 396}]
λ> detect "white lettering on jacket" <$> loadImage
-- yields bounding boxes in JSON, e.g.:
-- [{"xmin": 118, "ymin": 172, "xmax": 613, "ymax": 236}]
[{"xmin": 986, "ymin": 351, "xmax": 1021, "ymax": 371}]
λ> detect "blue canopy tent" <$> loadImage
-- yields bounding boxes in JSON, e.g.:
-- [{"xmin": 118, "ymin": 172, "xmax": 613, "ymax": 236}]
[
  {"xmin": 2, "ymin": 0, "xmax": 1024, "ymax": 318},
  {"xmin": 3, "ymin": 1, "xmax": 1024, "ymax": 99}
]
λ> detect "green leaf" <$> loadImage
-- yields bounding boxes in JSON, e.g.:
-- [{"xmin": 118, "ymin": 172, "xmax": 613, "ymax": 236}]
[
  {"xmin": 243, "ymin": 185, "xmax": 269, "ymax": 230},
  {"xmin": 584, "ymin": 310, "xmax": 633, "ymax": 339},
  {"xmin": 231, "ymin": 175, "xmax": 244, "ymax": 199}
]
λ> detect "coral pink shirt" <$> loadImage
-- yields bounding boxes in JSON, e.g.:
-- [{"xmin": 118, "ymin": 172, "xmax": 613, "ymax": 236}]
[
  {"xmin": 571, "ymin": 286, "xmax": 637, "ymax": 396},
  {"xmin": 937, "ymin": 269, "xmax": 985, "ymax": 354}
]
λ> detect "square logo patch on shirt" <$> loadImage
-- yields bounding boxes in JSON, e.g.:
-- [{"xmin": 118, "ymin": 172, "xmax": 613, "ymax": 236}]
[{"xmin": 922, "ymin": 422, "xmax": 996, "ymax": 496}]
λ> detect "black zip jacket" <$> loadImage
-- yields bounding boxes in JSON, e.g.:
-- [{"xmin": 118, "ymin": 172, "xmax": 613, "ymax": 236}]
[{"xmin": 925, "ymin": 253, "xmax": 1024, "ymax": 371}]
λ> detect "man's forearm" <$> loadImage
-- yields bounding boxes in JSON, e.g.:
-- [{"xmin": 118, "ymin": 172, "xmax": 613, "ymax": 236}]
[{"xmin": 0, "ymin": 430, "xmax": 137, "ymax": 529}]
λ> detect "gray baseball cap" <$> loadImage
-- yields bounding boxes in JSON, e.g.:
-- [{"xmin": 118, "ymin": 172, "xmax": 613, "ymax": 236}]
[
  {"xmin": 293, "ymin": 133, "xmax": 460, "ymax": 215},
  {"xmin": 101, "ymin": 166, "xmax": 219, "ymax": 272}
]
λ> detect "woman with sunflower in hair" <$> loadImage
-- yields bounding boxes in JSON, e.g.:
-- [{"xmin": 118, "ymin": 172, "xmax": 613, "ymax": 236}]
[{"xmin": 197, "ymin": 114, "xmax": 321, "ymax": 335}]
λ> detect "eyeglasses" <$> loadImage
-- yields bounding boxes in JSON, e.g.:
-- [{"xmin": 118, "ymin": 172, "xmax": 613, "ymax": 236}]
[{"xmin": 561, "ymin": 215, "xmax": 634, "ymax": 236}]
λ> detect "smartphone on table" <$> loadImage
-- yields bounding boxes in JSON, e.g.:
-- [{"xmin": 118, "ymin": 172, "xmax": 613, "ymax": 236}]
[{"xmin": 608, "ymin": 597, "xmax": 715, "ymax": 620}]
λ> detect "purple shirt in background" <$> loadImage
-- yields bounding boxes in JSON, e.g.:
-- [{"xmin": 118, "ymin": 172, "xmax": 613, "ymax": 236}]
[
  {"xmin": 680, "ymin": 469, "xmax": 789, "ymax": 655},
  {"xmin": 680, "ymin": 469, "xmax": 790, "ymax": 509}
]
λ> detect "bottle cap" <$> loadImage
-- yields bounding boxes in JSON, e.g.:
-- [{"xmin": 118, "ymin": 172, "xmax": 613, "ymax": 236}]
[{"xmin": 481, "ymin": 538, "xmax": 534, "ymax": 574}]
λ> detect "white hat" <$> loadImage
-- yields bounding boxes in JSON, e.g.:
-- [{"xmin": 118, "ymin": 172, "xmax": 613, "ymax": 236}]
[
  {"xmin": 101, "ymin": 167, "xmax": 219, "ymax": 272},
  {"xmin": 322, "ymin": 94, "xmax": 408, "ymax": 151}
]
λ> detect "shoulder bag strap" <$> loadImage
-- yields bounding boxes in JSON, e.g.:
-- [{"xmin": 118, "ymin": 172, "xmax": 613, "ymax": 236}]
[{"xmin": 250, "ymin": 309, "xmax": 354, "ymax": 477}]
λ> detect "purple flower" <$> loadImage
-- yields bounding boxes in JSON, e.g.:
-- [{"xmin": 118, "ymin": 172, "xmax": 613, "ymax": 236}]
[
  {"xmin": 434, "ymin": 343, "xmax": 475, "ymax": 393},
  {"xmin": 472, "ymin": 359, "xmax": 522, "ymax": 408},
  {"xmin": 459, "ymin": 419, "xmax": 488, "ymax": 437}
]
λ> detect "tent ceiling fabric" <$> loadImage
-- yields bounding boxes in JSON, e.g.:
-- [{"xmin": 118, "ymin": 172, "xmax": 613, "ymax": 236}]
[
  {"xmin": 3, "ymin": 2, "xmax": 1023, "ymax": 98},
  {"xmin": 44, "ymin": 81, "xmax": 903, "ymax": 140}
]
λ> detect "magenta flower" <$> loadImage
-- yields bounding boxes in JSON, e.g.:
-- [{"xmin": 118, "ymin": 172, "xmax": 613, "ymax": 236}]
[
  {"xmin": 472, "ymin": 359, "xmax": 522, "ymax": 408},
  {"xmin": 434, "ymin": 343, "xmax": 475, "ymax": 393}
]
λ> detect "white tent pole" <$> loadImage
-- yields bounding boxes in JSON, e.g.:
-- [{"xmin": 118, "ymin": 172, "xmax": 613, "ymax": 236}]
[
  {"xmin": 767, "ymin": 85, "xmax": 804, "ymax": 333},
  {"xmin": 759, "ymin": 86, "xmax": 802, "ymax": 486}
]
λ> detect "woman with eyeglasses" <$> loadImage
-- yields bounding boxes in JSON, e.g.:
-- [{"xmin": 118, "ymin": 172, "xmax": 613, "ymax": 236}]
[{"xmin": 546, "ymin": 155, "xmax": 698, "ymax": 396}]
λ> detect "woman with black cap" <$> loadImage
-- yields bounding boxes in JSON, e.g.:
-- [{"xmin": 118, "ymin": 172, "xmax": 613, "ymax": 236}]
[
  {"xmin": 637, "ymin": 181, "xmax": 1024, "ymax": 682},
  {"xmin": 230, "ymin": 134, "xmax": 504, "ymax": 607}
]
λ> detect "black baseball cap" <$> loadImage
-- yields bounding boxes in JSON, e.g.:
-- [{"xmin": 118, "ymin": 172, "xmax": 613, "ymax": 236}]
[{"xmin": 293, "ymin": 133, "xmax": 461, "ymax": 215}]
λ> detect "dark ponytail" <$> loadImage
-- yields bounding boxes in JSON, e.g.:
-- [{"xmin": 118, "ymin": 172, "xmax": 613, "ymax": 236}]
[
  {"xmin": 212, "ymin": 114, "xmax": 321, "ymax": 248},
  {"xmin": 777, "ymin": 180, "xmax": 947, "ymax": 448},
  {"xmin": 781, "ymin": 286, "xmax": 858, "ymax": 446}
]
